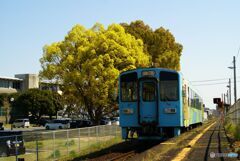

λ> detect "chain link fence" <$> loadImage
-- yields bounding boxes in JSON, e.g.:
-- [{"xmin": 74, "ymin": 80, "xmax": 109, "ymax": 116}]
[{"xmin": 0, "ymin": 125, "xmax": 121, "ymax": 161}]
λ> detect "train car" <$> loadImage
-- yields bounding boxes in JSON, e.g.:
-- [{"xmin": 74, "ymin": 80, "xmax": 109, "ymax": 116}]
[{"xmin": 119, "ymin": 68, "xmax": 204, "ymax": 139}]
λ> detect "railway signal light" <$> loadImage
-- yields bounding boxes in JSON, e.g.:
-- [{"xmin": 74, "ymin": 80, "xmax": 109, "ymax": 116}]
[{"xmin": 213, "ymin": 98, "xmax": 221, "ymax": 104}]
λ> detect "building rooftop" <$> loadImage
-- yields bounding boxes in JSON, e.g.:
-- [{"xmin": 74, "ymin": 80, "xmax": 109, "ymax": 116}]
[{"xmin": 0, "ymin": 76, "xmax": 23, "ymax": 81}]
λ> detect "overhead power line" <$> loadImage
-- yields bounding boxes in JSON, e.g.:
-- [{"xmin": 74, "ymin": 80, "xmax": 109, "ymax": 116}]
[
  {"xmin": 194, "ymin": 80, "xmax": 240, "ymax": 86},
  {"xmin": 191, "ymin": 76, "xmax": 240, "ymax": 83},
  {"xmin": 194, "ymin": 82, "xmax": 228, "ymax": 86},
  {"xmin": 191, "ymin": 78, "xmax": 229, "ymax": 83}
]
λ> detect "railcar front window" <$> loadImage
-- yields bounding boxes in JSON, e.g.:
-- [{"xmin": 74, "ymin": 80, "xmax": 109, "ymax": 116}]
[
  {"xmin": 142, "ymin": 82, "xmax": 156, "ymax": 101},
  {"xmin": 120, "ymin": 72, "xmax": 138, "ymax": 102},
  {"xmin": 121, "ymin": 82, "xmax": 137, "ymax": 101},
  {"xmin": 160, "ymin": 72, "xmax": 179, "ymax": 101}
]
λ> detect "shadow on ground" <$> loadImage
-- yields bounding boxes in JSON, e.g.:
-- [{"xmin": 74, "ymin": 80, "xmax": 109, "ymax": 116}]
[{"xmin": 72, "ymin": 139, "xmax": 161, "ymax": 161}]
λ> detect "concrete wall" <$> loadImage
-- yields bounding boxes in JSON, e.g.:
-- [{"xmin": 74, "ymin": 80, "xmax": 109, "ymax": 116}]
[
  {"xmin": 15, "ymin": 74, "xmax": 39, "ymax": 91},
  {"xmin": 0, "ymin": 88, "xmax": 18, "ymax": 94}
]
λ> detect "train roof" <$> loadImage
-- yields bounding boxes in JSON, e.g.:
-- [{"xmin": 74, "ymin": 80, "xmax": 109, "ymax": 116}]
[
  {"xmin": 120, "ymin": 67, "xmax": 179, "ymax": 75},
  {"xmin": 119, "ymin": 67, "xmax": 203, "ymax": 102}
]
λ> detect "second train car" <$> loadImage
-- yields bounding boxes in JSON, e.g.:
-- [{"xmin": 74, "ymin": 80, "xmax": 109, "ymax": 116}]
[{"xmin": 119, "ymin": 68, "xmax": 204, "ymax": 139}]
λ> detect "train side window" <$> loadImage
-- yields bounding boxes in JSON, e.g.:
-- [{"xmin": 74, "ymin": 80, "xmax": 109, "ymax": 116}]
[
  {"xmin": 160, "ymin": 72, "xmax": 179, "ymax": 101},
  {"xmin": 142, "ymin": 82, "xmax": 156, "ymax": 101}
]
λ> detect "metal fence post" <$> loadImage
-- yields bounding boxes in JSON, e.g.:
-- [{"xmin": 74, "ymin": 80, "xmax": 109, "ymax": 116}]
[
  {"xmin": 109, "ymin": 125, "xmax": 111, "ymax": 136},
  {"xmin": 67, "ymin": 130, "xmax": 69, "ymax": 156},
  {"xmin": 53, "ymin": 131, "xmax": 56, "ymax": 160},
  {"xmin": 104, "ymin": 125, "xmax": 106, "ymax": 137},
  {"xmin": 96, "ymin": 126, "xmax": 99, "ymax": 145},
  {"xmin": 15, "ymin": 135, "xmax": 18, "ymax": 161},
  {"xmin": 36, "ymin": 133, "xmax": 39, "ymax": 161},
  {"xmin": 78, "ymin": 128, "xmax": 80, "ymax": 153},
  {"xmin": 88, "ymin": 127, "xmax": 90, "ymax": 147}
]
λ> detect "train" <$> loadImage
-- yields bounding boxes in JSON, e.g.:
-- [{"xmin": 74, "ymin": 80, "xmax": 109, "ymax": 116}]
[{"xmin": 119, "ymin": 68, "xmax": 204, "ymax": 139}]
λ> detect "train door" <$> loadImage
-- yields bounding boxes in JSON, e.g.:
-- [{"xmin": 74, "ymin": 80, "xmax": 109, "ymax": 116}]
[{"xmin": 139, "ymin": 79, "xmax": 158, "ymax": 125}]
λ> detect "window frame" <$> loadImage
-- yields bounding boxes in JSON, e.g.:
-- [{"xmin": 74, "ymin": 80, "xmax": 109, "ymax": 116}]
[
  {"xmin": 159, "ymin": 71, "xmax": 179, "ymax": 102},
  {"xmin": 120, "ymin": 72, "xmax": 138, "ymax": 102},
  {"xmin": 142, "ymin": 81, "xmax": 156, "ymax": 102}
]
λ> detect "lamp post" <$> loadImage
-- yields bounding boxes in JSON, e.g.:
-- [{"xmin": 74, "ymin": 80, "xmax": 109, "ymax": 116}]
[{"xmin": 10, "ymin": 97, "xmax": 14, "ymax": 130}]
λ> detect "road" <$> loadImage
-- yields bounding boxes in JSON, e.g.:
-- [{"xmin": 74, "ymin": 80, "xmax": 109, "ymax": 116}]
[{"xmin": 4, "ymin": 126, "xmax": 45, "ymax": 132}]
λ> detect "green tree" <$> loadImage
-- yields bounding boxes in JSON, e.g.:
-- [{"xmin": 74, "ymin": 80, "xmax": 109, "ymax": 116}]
[
  {"xmin": 40, "ymin": 23, "xmax": 150, "ymax": 124},
  {"xmin": 121, "ymin": 20, "xmax": 183, "ymax": 70},
  {"xmin": 0, "ymin": 94, "xmax": 10, "ymax": 123},
  {"xmin": 11, "ymin": 89, "xmax": 63, "ymax": 120},
  {"xmin": 0, "ymin": 94, "xmax": 6, "ymax": 107}
]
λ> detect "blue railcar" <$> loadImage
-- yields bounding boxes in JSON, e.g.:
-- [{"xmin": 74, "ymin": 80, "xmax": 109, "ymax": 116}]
[{"xmin": 119, "ymin": 68, "xmax": 203, "ymax": 139}]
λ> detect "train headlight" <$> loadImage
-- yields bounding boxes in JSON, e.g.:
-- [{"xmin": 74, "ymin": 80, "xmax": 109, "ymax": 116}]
[
  {"xmin": 122, "ymin": 108, "xmax": 134, "ymax": 114},
  {"xmin": 164, "ymin": 108, "xmax": 176, "ymax": 114}
]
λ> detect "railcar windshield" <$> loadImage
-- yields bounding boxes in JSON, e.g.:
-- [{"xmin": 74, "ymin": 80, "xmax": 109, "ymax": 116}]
[
  {"xmin": 120, "ymin": 72, "xmax": 138, "ymax": 102},
  {"xmin": 142, "ymin": 82, "xmax": 156, "ymax": 101},
  {"xmin": 160, "ymin": 71, "xmax": 179, "ymax": 101}
]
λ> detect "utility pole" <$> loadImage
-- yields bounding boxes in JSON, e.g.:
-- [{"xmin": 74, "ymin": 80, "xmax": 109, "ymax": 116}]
[
  {"xmin": 221, "ymin": 93, "xmax": 224, "ymax": 104},
  {"xmin": 226, "ymin": 90, "xmax": 229, "ymax": 104},
  {"xmin": 233, "ymin": 56, "xmax": 237, "ymax": 104},
  {"xmin": 229, "ymin": 79, "xmax": 231, "ymax": 105},
  {"xmin": 228, "ymin": 56, "xmax": 237, "ymax": 123},
  {"xmin": 226, "ymin": 91, "xmax": 229, "ymax": 113},
  {"xmin": 224, "ymin": 93, "xmax": 226, "ymax": 105},
  {"xmin": 233, "ymin": 56, "xmax": 238, "ymax": 124}
]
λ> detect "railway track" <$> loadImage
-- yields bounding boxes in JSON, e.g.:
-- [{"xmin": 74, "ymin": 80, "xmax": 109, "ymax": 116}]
[
  {"xmin": 85, "ymin": 140, "xmax": 160, "ymax": 161},
  {"xmin": 204, "ymin": 123, "xmax": 226, "ymax": 161},
  {"xmin": 107, "ymin": 151, "xmax": 136, "ymax": 161}
]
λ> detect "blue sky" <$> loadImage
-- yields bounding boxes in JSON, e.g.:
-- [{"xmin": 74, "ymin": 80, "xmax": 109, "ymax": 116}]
[{"xmin": 1, "ymin": 0, "xmax": 240, "ymax": 108}]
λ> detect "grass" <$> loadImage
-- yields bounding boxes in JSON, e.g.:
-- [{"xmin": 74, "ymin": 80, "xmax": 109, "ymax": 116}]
[
  {"xmin": 62, "ymin": 136, "xmax": 122, "ymax": 161},
  {"xmin": 224, "ymin": 117, "xmax": 240, "ymax": 155},
  {"xmin": 0, "ymin": 132, "xmax": 122, "ymax": 161},
  {"xmin": 224, "ymin": 117, "xmax": 240, "ymax": 141}
]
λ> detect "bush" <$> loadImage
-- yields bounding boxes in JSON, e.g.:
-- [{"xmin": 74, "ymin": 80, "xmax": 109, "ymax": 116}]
[
  {"xmin": 49, "ymin": 149, "xmax": 61, "ymax": 158},
  {"xmin": 234, "ymin": 125, "xmax": 240, "ymax": 141},
  {"xmin": 69, "ymin": 150, "xmax": 77, "ymax": 157},
  {"xmin": 65, "ymin": 139, "xmax": 75, "ymax": 146},
  {"xmin": 224, "ymin": 117, "xmax": 240, "ymax": 141}
]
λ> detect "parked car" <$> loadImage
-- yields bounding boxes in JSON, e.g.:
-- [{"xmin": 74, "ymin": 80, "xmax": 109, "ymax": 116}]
[
  {"xmin": 12, "ymin": 119, "xmax": 30, "ymax": 128},
  {"xmin": 45, "ymin": 119, "xmax": 70, "ymax": 130},
  {"xmin": 29, "ymin": 116, "xmax": 38, "ymax": 124},
  {"xmin": 70, "ymin": 120, "xmax": 92, "ymax": 128},
  {"xmin": 100, "ymin": 117, "xmax": 112, "ymax": 125},
  {"xmin": 0, "ymin": 123, "xmax": 4, "ymax": 130},
  {"xmin": 0, "ymin": 131, "xmax": 25, "ymax": 157},
  {"xmin": 111, "ymin": 117, "xmax": 119, "ymax": 125},
  {"xmin": 37, "ymin": 118, "xmax": 50, "ymax": 126}
]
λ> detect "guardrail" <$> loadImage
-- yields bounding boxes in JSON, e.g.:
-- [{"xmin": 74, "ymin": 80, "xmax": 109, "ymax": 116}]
[{"xmin": 0, "ymin": 125, "xmax": 121, "ymax": 161}]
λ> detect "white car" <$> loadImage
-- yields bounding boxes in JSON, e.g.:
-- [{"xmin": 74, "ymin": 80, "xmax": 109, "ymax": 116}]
[
  {"xmin": 12, "ymin": 119, "xmax": 30, "ymax": 128},
  {"xmin": 45, "ymin": 119, "xmax": 70, "ymax": 130},
  {"xmin": 101, "ymin": 118, "xmax": 112, "ymax": 125},
  {"xmin": 111, "ymin": 117, "xmax": 119, "ymax": 125}
]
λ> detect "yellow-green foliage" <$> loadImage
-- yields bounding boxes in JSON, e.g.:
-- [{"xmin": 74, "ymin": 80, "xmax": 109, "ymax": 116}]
[
  {"xmin": 40, "ymin": 23, "xmax": 150, "ymax": 122},
  {"xmin": 121, "ymin": 20, "xmax": 183, "ymax": 71}
]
